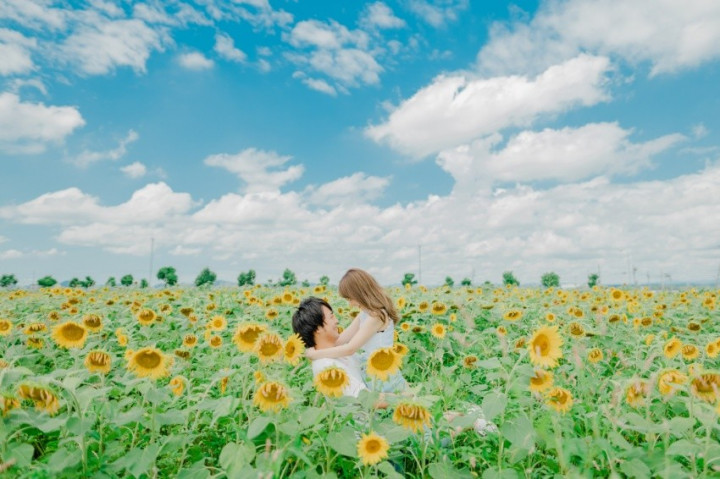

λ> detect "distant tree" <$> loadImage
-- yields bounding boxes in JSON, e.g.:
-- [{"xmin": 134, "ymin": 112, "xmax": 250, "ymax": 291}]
[
  {"xmin": 0, "ymin": 274, "xmax": 18, "ymax": 288},
  {"xmin": 38, "ymin": 276, "xmax": 57, "ymax": 288},
  {"xmin": 106, "ymin": 277, "xmax": 117, "ymax": 287},
  {"xmin": 319, "ymin": 275, "xmax": 330, "ymax": 286},
  {"xmin": 502, "ymin": 271, "xmax": 520, "ymax": 287},
  {"xmin": 121, "ymin": 274, "xmax": 134, "ymax": 287},
  {"xmin": 445, "ymin": 276, "xmax": 454, "ymax": 287},
  {"xmin": 301, "ymin": 279, "xmax": 310, "ymax": 287},
  {"xmin": 483, "ymin": 280, "xmax": 493, "ymax": 287},
  {"xmin": 401, "ymin": 273, "xmax": 417, "ymax": 287},
  {"xmin": 80, "ymin": 276, "xmax": 95, "ymax": 288},
  {"xmin": 238, "ymin": 269, "xmax": 256, "ymax": 287},
  {"xmin": 278, "ymin": 268, "xmax": 297, "ymax": 287},
  {"xmin": 140, "ymin": 278, "xmax": 149, "ymax": 288},
  {"xmin": 194, "ymin": 267, "xmax": 217, "ymax": 287},
  {"xmin": 541, "ymin": 272, "xmax": 560, "ymax": 288},
  {"xmin": 588, "ymin": 273, "xmax": 599, "ymax": 288},
  {"xmin": 69, "ymin": 277, "xmax": 80, "ymax": 288},
  {"xmin": 157, "ymin": 266, "xmax": 178, "ymax": 286},
  {"xmin": 461, "ymin": 277, "xmax": 472, "ymax": 286}
]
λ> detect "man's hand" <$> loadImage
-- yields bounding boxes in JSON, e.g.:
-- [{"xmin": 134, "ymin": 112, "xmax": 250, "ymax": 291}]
[{"xmin": 305, "ymin": 347, "xmax": 319, "ymax": 360}]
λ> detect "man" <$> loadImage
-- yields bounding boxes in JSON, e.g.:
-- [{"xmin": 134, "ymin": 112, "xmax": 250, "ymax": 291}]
[{"xmin": 292, "ymin": 296, "xmax": 368, "ymax": 398}]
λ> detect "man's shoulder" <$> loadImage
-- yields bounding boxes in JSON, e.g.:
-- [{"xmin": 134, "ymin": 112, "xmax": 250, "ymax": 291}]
[{"xmin": 311, "ymin": 357, "xmax": 346, "ymax": 373}]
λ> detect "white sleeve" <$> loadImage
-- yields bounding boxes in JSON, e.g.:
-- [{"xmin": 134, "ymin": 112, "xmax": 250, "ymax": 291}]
[{"xmin": 343, "ymin": 370, "xmax": 368, "ymax": 398}]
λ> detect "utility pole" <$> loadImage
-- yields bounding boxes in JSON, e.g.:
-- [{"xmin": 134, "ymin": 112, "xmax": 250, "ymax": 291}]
[
  {"xmin": 418, "ymin": 244, "xmax": 422, "ymax": 285},
  {"xmin": 149, "ymin": 237, "xmax": 154, "ymax": 286}
]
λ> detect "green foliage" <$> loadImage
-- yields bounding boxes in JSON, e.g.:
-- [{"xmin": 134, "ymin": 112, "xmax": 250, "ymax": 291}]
[
  {"xmin": 69, "ymin": 277, "xmax": 80, "ymax": 288},
  {"xmin": 401, "ymin": 273, "xmax": 417, "ymax": 286},
  {"xmin": 140, "ymin": 278, "xmax": 149, "ymax": 288},
  {"xmin": 194, "ymin": 267, "xmax": 217, "ymax": 287},
  {"xmin": 237, "ymin": 269, "xmax": 256, "ymax": 287},
  {"xmin": 157, "ymin": 266, "xmax": 178, "ymax": 286},
  {"xmin": 278, "ymin": 268, "xmax": 297, "ymax": 287},
  {"xmin": 319, "ymin": 275, "xmax": 330, "ymax": 285},
  {"xmin": 460, "ymin": 277, "xmax": 472, "ymax": 286},
  {"xmin": 301, "ymin": 279, "xmax": 310, "ymax": 287},
  {"xmin": 588, "ymin": 273, "xmax": 599, "ymax": 288},
  {"xmin": 0, "ymin": 274, "xmax": 18, "ymax": 287},
  {"xmin": 37, "ymin": 275, "xmax": 57, "ymax": 287},
  {"xmin": 502, "ymin": 271, "xmax": 519, "ymax": 286},
  {"xmin": 541, "ymin": 272, "xmax": 560, "ymax": 288},
  {"xmin": 106, "ymin": 277, "xmax": 117, "ymax": 287},
  {"xmin": 444, "ymin": 276, "xmax": 454, "ymax": 287},
  {"xmin": 81, "ymin": 276, "xmax": 95, "ymax": 288},
  {"xmin": 121, "ymin": 274, "xmax": 134, "ymax": 286}
]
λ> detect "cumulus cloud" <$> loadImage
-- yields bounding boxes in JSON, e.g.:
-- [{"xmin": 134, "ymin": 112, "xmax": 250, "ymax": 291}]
[
  {"xmin": 477, "ymin": 0, "xmax": 720, "ymax": 76},
  {"xmin": 121, "ymin": 161, "xmax": 147, "ymax": 178},
  {"xmin": 0, "ymin": 0, "xmax": 67, "ymax": 30},
  {"xmin": 214, "ymin": 32, "xmax": 247, "ymax": 63},
  {"xmin": 436, "ymin": 123, "xmax": 687, "ymax": 193},
  {"xmin": 407, "ymin": 0, "xmax": 469, "ymax": 28},
  {"xmin": 305, "ymin": 172, "xmax": 391, "ymax": 205},
  {"xmin": 361, "ymin": 2, "xmax": 406, "ymax": 30},
  {"xmin": 366, "ymin": 54, "xmax": 611, "ymax": 158},
  {"xmin": 0, "ymin": 92, "xmax": 85, "ymax": 154},
  {"xmin": 72, "ymin": 129, "xmax": 138, "ymax": 167},
  {"xmin": 0, "ymin": 247, "xmax": 62, "ymax": 260},
  {"xmin": 178, "ymin": 51, "xmax": 214, "ymax": 70},
  {"xmin": 0, "ymin": 28, "xmax": 36, "ymax": 76},
  {"xmin": 301, "ymin": 77, "xmax": 337, "ymax": 96},
  {"xmin": 204, "ymin": 148, "xmax": 304, "ymax": 193}
]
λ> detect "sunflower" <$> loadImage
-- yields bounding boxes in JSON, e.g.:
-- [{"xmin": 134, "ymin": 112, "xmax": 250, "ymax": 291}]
[
  {"xmin": 645, "ymin": 334, "xmax": 655, "ymax": 346},
  {"xmin": 397, "ymin": 297, "xmax": 406, "ymax": 310},
  {"xmin": 393, "ymin": 343, "xmax": 409, "ymax": 358},
  {"xmin": 136, "ymin": 309, "xmax": 157, "ymax": 326},
  {"xmin": 400, "ymin": 322, "xmax": 410, "ymax": 332},
  {"xmin": 706, "ymin": 341, "xmax": 719, "ymax": 359},
  {"xmin": 24, "ymin": 322, "xmax": 47, "ymax": 335},
  {"xmin": 188, "ymin": 314, "xmax": 198, "ymax": 324},
  {"xmin": 208, "ymin": 315, "xmax": 227, "ymax": 331},
  {"xmin": 393, "ymin": 402, "xmax": 431, "ymax": 432},
  {"xmin": 314, "ymin": 367, "xmax": 349, "ymax": 397},
  {"xmin": 313, "ymin": 285, "xmax": 325, "ymax": 294},
  {"xmin": 587, "ymin": 348, "xmax": 603, "ymax": 363},
  {"xmin": 84, "ymin": 350, "xmax": 112, "ymax": 374},
  {"xmin": 126, "ymin": 347, "xmax": 170, "ymax": 380},
  {"xmin": 233, "ymin": 323, "xmax": 268, "ymax": 352},
  {"xmin": 664, "ymin": 338, "xmax": 682, "ymax": 358},
  {"xmin": 625, "ymin": 381, "xmax": 649, "ymax": 407},
  {"xmin": 52, "ymin": 321, "xmax": 88, "ymax": 349},
  {"xmin": 528, "ymin": 326, "xmax": 563, "ymax": 368},
  {"xmin": 282, "ymin": 291, "xmax": 294, "ymax": 304},
  {"xmin": 687, "ymin": 322, "xmax": 701, "ymax": 332},
  {"xmin": 183, "ymin": 334, "xmax": 198, "ymax": 348},
  {"xmin": 430, "ymin": 323, "xmax": 446, "ymax": 339},
  {"xmin": 658, "ymin": 369, "xmax": 687, "ymax": 396},
  {"xmin": 515, "ymin": 337, "xmax": 526, "ymax": 349},
  {"xmin": 254, "ymin": 370, "xmax": 266, "ymax": 384},
  {"xmin": 262, "ymin": 308, "xmax": 278, "ymax": 321},
  {"xmin": 496, "ymin": 326, "xmax": 507, "ymax": 336},
  {"xmin": 463, "ymin": 355, "xmax": 478, "ymax": 369},
  {"xmin": 418, "ymin": 301, "xmax": 429, "ymax": 313},
  {"xmin": 1, "ymin": 395, "xmax": 20, "ymax": 416},
  {"xmin": 283, "ymin": 333, "xmax": 304, "ymax": 366},
  {"xmin": 27, "ymin": 337, "xmax": 44, "ymax": 349},
  {"xmin": 608, "ymin": 314, "xmax": 621, "ymax": 324},
  {"xmin": 411, "ymin": 325, "xmax": 425, "ymax": 333},
  {"xmin": 503, "ymin": 309, "xmax": 523, "ymax": 321},
  {"xmin": 180, "ymin": 307, "xmax": 194, "ymax": 317},
  {"xmin": 169, "ymin": 376, "xmax": 185, "ymax": 396},
  {"xmin": 17, "ymin": 384, "xmax": 60, "ymax": 415},
  {"xmin": 357, "ymin": 432, "xmax": 390, "ymax": 466},
  {"xmin": 568, "ymin": 322, "xmax": 585, "ymax": 337},
  {"xmin": 205, "ymin": 302, "xmax": 217, "ymax": 312},
  {"xmin": 0, "ymin": 319, "xmax": 13, "ymax": 336},
  {"xmin": 48, "ymin": 311, "xmax": 60, "ymax": 321},
  {"xmin": 610, "ymin": 289, "xmax": 625, "ymax": 301},
  {"xmin": 529, "ymin": 369, "xmax": 554, "ymax": 393},
  {"xmin": 545, "ymin": 313, "xmax": 556, "ymax": 322},
  {"xmin": 431, "ymin": 302, "xmax": 447, "ymax": 315},
  {"xmin": 82, "ymin": 314, "xmax": 103, "ymax": 332},
  {"xmin": 255, "ymin": 332, "xmax": 284, "ymax": 363},
  {"xmin": 209, "ymin": 335, "xmax": 223, "ymax": 348},
  {"xmin": 688, "ymin": 363, "xmax": 703, "ymax": 377},
  {"xmin": 545, "ymin": 387, "xmax": 573, "ymax": 413},
  {"xmin": 690, "ymin": 373, "xmax": 720, "ymax": 402},
  {"xmin": 253, "ymin": 381, "xmax": 291, "ymax": 412},
  {"xmin": 681, "ymin": 344, "xmax": 699, "ymax": 361},
  {"xmin": 367, "ymin": 347, "xmax": 402, "ymax": 381}
]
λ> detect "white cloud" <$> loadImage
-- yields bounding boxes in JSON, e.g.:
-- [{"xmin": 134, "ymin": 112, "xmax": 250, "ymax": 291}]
[
  {"xmin": 305, "ymin": 172, "xmax": 391, "ymax": 205},
  {"xmin": 72, "ymin": 129, "xmax": 138, "ymax": 167},
  {"xmin": 214, "ymin": 33, "xmax": 247, "ymax": 63},
  {"xmin": 692, "ymin": 123, "xmax": 709, "ymax": 139},
  {"xmin": 0, "ymin": 0, "xmax": 67, "ymax": 30},
  {"xmin": 132, "ymin": 2, "xmax": 211, "ymax": 27},
  {"xmin": 169, "ymin": 245, "xmax": 202, "ymax": 256},
  {"xmin": 0, "ymin": 92, "xmax": 85, "ymax": 154},
  {"xmin": 0, "ymin": 235, "xmax": 7, "ymax": 244},
  {"xmin": 0, "ymin": 28, "xmax": 36, "ymax": 76},
  {"xmin": 0, "ymin": 249, "xmax": 23, "ymax": 260},
  {"xmin": 407, "ymin": 0, "xmax": 468, "ymax": 28},
  {"xmin": 121, "ymin": 161, "xmax": 147, "ymax": 178},
  {"xmin": 437, "ymin": 123, "xmax": 686, "ymax": 194},
  {"xmin": 366, "ymin": 54, "xmax": 611, "ymax": 158},
  {"xmin": 302, "ymin": 78, "xmax": 337, "ymax": 96},
  {"xmin": 288, "ymin": 19, "xmax": 369, "ymax": 50},
  {"xmin": 204, "ymin": 148, "xmax": 304, "ymax": 193},
  {"xmin": 8, "ymin": 78, "xmax": 47, "ymax": 95},
  {"xmin": 178, "ymin": 51, "xmax": 214, "ymax": 70},
  {"xmin": 477, "ymin": 0, "xmax": 720, "ymax": 76},
  {"xmin": 361, "ymin": 2, "xmax": 406, "ymax": 30},
  {"xmin": 62, "ymin": 18, "xmax": 167, "ymax": 75},
  {"xmin": 0, "ymin": 247, "xmax": 61, "ymax": 260}
]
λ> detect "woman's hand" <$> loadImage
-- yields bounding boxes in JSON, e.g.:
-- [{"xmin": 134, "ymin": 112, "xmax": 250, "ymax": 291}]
[{"xmin": 305, "ymin": 347, "xmax": 319, "ymax": 360}]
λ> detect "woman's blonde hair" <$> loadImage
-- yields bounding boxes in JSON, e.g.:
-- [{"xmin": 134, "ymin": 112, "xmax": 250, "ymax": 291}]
[{"xmin": 338, "ymin": 268, "xmax": 399, "ymax": 325}]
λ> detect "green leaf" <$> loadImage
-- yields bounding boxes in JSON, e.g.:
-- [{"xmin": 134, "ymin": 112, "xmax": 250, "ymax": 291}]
[
  {"xmin": 176, "ymin": 459, "xmax": 211, "ymax": 479},
  {"xmin": 477, "ymin": 358, "xmax": 502, "ymax": 369},
  {"xmin": 219, "ymin": 442, "xmax": 256, "ymax": 478},
  {"xmin": 298, "ymin": 406, "xmax": 329, "ymax": 429},
  {"xmin": 375, "ymin": 423, "xmax": 411, "ymax": 443},
  {"xmin": 665, "ymin": 417, "xmax": 696, "ymax": 437},
  {"xmin": 210, "ymin": 396, "xmax": 234, "ymax": 425},
  {"xmin": 5, "ymin": 442, "xmax": 34, "ymax": 468},
  {"xmin": 666, "ymin": 439, "xmax": 701, "ymax": 456},
  {"xmin": 33, "ymin": 416, "xmax": 67, "ymax": 433},
  {"xmin": 112, "ymin": 407, "xmax": 144, "ymax": 426},
  {"xmin": 428, "ymin": 462, "xmax": 473, "ymax": 479},
  {"xmin": 619, "ymin": 458, "xmax": 651, "ymax": 479},
  {"xmin": 247, "ymin": 416, "xmax": 272, "ymax": 440},
  {"xmin": 377, "ymin": 461, "xmax": 405, "ymax": 479},
  {"xmin": 278, "ymin": 420, "xmax": 300, "ymax": 436},
  {"xmin": 501, "ymin": 414, "xmax": 535, "ymax": 464},
  {"xmin": 481, "ymin": 468, "xmax": 520, "ymax": 479},
  {"xmin": 481, "ymin": 391, "xmax": 507, "ymax": 422},
  {"xmin": 46, "ymin": 446, "xmax": 82, "ymax": 473},
  {"xmin": 112, "ymin": 443, "xmax": 161, "ymax": 478},
  {"xmin": 155, "ymin": 409, "xmax": 187, "ymax": 427},
  {"xmin": 327, "ymin": 427, "xmax": 358, "ymax": 458}
]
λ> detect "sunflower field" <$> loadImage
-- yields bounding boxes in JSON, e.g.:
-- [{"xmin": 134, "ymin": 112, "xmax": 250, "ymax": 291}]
[{"xmin": 1, "ymin": 284, "xmax": 720, "ymax": 478}]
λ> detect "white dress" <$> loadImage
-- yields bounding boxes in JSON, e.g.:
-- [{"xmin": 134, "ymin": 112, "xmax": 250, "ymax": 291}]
[{"xmin": 355, "ymin": 310, "xmax": 407, "ymax": 393}]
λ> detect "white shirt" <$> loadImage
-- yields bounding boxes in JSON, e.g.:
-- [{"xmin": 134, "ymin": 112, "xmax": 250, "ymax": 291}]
[{"xmin": 311, "ymin": 355, "xmax": 368, "ymax": 398}]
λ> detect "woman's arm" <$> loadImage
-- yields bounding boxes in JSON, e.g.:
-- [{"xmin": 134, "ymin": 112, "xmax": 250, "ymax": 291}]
[
  {"xmin": 306, "ymin": 315, "xmax": 384, "ymax": 360},
  {"xmin": 335, "ymin": 315, "xmax": 361, "ymax": 345}
]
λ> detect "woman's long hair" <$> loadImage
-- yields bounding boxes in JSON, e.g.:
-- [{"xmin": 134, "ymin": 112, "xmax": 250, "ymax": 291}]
[{"xmin": 338, "ymin": 268, "xmax": 399, "ymax": 325}]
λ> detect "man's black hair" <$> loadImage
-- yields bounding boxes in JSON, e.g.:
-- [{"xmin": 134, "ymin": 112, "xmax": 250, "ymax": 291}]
[{"xmin": 292, "ymin": 296, "xmax": 333, "ymax": 348}]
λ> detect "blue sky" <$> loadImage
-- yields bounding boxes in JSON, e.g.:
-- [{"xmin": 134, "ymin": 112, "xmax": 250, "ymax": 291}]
[{"xmin": 1, "ymin": 0, "xmax": 719, "ymax": 287}]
